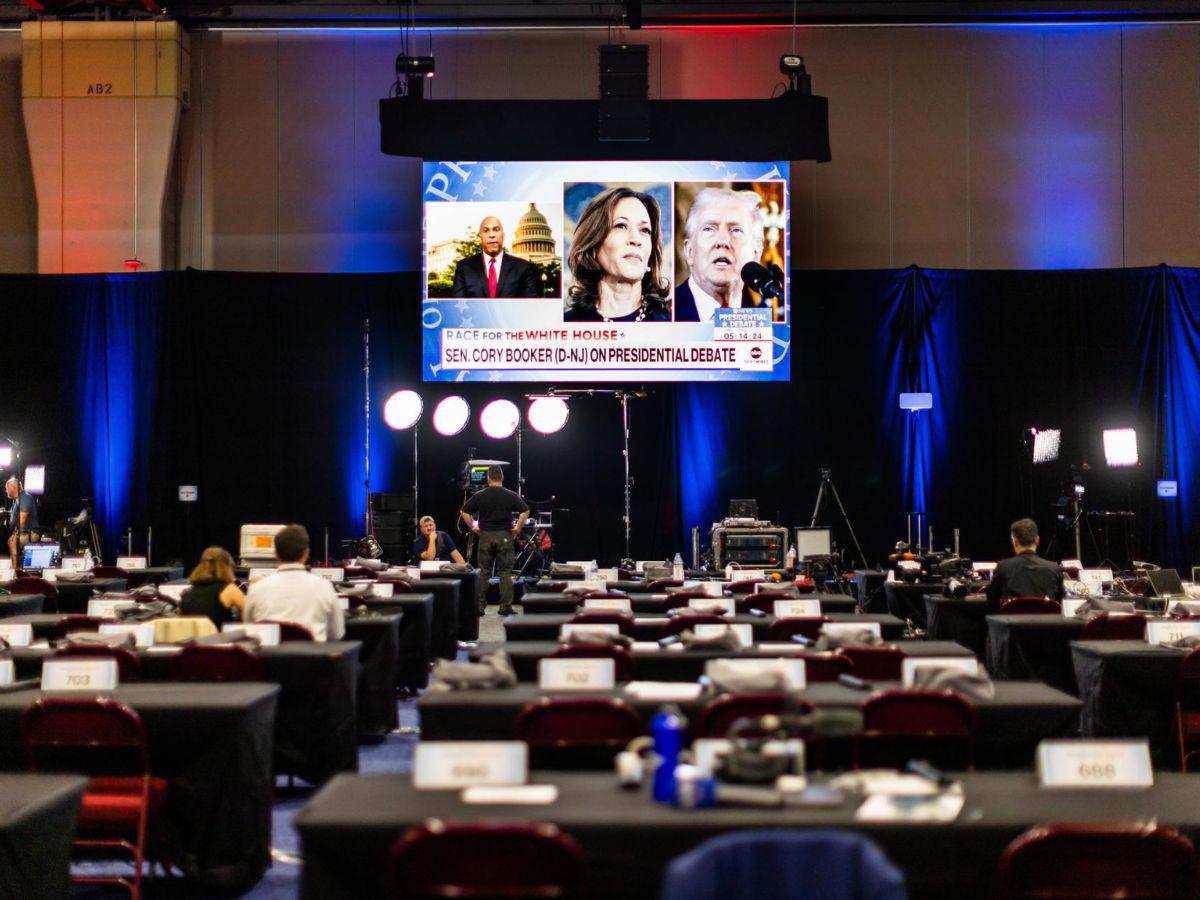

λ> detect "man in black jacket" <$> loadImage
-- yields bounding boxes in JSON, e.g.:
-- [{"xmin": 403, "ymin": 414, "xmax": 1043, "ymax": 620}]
[
  {"xmin": 450, "ymin": 216, "xmax": 541, "ymax": 298},
  {"xmin": 986, "ymin": 517, "xmax": 1064, "ymax": 612}
]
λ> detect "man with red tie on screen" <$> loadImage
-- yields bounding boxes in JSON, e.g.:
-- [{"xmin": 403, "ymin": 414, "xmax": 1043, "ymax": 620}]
[{"xmin": 451, "ymin": 215, "xmax": 541, "ymax": 298}]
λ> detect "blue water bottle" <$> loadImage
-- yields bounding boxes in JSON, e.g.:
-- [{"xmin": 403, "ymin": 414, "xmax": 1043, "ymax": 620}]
[{"xmin": 651, "ymin": 705, "xmax": 686, "ymax": 803}]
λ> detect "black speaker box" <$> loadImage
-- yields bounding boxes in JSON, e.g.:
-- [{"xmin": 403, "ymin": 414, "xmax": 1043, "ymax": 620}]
[{"xmin": 371, "ymin": 492, "xmax": 414, "ymax": 513}]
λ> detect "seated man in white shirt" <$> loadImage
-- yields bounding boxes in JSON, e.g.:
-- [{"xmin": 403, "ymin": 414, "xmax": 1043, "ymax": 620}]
[{"xmin": 245, "ymin": 523, "xmax": 345, "ymax": 641}]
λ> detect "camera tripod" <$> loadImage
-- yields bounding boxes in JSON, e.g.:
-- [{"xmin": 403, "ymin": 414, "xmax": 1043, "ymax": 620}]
[{"xmin": 809, "ymin": 467, "xmax": 867, "ymax": 568}]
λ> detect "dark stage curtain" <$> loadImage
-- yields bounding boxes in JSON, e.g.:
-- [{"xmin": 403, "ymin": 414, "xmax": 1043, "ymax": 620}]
[{"xmin": 0, "ymin": 265, "xmax": 1196, "ymax": 571}]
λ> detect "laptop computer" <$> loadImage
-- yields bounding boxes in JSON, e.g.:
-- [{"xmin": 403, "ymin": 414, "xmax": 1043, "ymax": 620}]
[{"xmin": 1148, "ymin": 568, "xmax": 1188, "ymax": 599}]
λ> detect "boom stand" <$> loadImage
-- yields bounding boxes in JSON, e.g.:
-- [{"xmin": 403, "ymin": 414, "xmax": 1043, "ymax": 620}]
[{"xmin": 810, "ymin": 467, "xmax": 868, "ymax": 567}]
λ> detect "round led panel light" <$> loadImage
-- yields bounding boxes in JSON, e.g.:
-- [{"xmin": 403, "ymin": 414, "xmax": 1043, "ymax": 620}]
[
  {"xmin": 479, "ymin": 399, "xmax": 520, "ymax": 439},
  {"xmin": 432, "ymin": 396, "xmax": 471, "ymax": 436},
  {"xmin": 383, "ymin": 390, "xmax": 422, "ymax": 430},
  {"xmin": 527, "ymin": 397, "xmax": 570, "ymax": 435}
]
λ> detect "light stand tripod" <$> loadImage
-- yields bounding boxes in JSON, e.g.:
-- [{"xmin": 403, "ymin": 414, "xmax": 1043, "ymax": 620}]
[{"xmin": 809, "ymin": 467, "xmax": 867, "ymax": 567}]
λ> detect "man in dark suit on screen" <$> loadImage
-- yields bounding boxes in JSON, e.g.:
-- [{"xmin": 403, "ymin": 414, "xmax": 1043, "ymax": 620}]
[
  {"xmin": 985, "ymin": 517, "xmax": 1065, "ymax": 612},
  {"xmin": 451, "ymin": 216, "xmax": 541, "ymax": 298}
]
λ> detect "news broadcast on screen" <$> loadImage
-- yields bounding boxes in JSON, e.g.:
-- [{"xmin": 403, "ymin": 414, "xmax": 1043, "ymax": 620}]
[{"xmin": 422, "ymin": 160, "xmax": 790, "ymax": 382}]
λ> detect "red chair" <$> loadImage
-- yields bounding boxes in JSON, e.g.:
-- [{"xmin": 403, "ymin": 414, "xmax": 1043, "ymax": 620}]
[
  {"xmin": 992, "ymin": 823, "xmax": 1199, "ymax": 899},
  {"xmin": 92, "ymin": 565, "xmax": 131, "ymax": 580},
  {"xmin": 1061, "ymin": 566, "xmax": 1082, "ymax": 580},
  {"xmin": 765, "ymin": 617, "xmax": 827, "ymax": 642},
  {"xmin": 568, "ymin": 610, "xmax": 634, "ymax": 636},
  {"xmin": 727, "ymin": 580, "xmax": 764, "ymax": 595},
  {"xmin": 515, "ymin": 697, "xmax": 642, "ymax": 767},
  {"xmin": 257, "ymin": 620, "xmax": 316, "ymax": 641},
  {"xmin": 9, "ymin": 576, "xmax": 59, "ymax": 612},
  {"xmin": 170, "ymin": 645, "xmax": 264, "ymax": 682},
  {"xmin": 999, "ymin": 596, "xmax": 1062, "ymax": 615},
  {"xmin": 695, "ymin": 693, "xmax": 796, "ymax": 738},
  {"xmin": 1177, "ymin": 648, "xmax": 1200, "ymax": 771},
  {"xmin": 54, "ymin": 644, "xmax": 143, "ymax": 682},
  {"xmin": 1080, "ymin": 612, "xmax": 1146, "ymax": 641},
  {"xmin": 663, "ymin": 613, "xmax": 731, "ymax": 637},
  {"xmin": 662, "ymin": 590, "xmax": 712, "ymax": 610},
  {"xmin": 388, "ymin": 819, "xmax": 585, "ymax": 899},
  {"xmin": 801, "ymin": 651, "xmax": 854, "ymax": 682},
  {"xmin": 45, "ymin": 615, "xmax": 107, "ymax": 642},
  {"xmin": 645, "ymin": 579, "xmax": 684, "ymax": 592},
  {"xmin": 22, "ymin": 698, "xmax": 168, "ymax": 900},
  {"xmin": 529, "ymin": 581, "xmax": 568, "ymax": 593},
  {"xmin": 857, "ymin": 689, "xmax": 975, "ymax": 770},
  {"xmin": 549, "ymin": 643, "xmax": 634, "ymax": 682},
  {"xmin": 840, "ymin": 645, "xmax": 905, "ymax": 681}
]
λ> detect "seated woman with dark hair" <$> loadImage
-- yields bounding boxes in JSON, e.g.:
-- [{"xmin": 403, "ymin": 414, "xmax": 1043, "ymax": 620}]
[
  {"xmin": 180, "ymin": 546, "xmax": 247, "ymax": 627},
  {"xmin": 564, "ymin": 186, "xmax": 671, "ymax": 322}
]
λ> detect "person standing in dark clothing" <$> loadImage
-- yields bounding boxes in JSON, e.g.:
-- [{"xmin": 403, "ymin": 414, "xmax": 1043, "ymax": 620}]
[
  {"xmin": 5, "ymin": 478, "xmax": 39, "ymax": 569},
  {"xmin": 986, "ymin": 518, "xmax": 1065, "ymax": 612},
  {"xmin": 460, "ymin": 466, "xmax": 529, "ymax": 616}
]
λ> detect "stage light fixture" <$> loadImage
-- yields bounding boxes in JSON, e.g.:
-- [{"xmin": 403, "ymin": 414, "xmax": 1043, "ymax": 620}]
[
  {"xmin": 432, "ymin": 396, "xmax": 471, "ymax": 436},
  {"xmin": 527, "ymin": 396, "xmax": 570, "ymax": 435},
  {"xmin": 0, "ymin": 446, "xmax": 12, "ymax": 467},
  {"xmin": 24, "ymin": 465, "xmax": 44, "ymax": 496},
  {"xmin": 1103, "ymin": 428, "xmax": 1139, "ymax": 467},
  {"xmin": 480, "ymin": 399, "xmax": 520, "ymax": 440},
  {"xmin": 1030, "ymin": 428, "xmax": 1061, "ymax": 464},
  {"xmin": 898, "ymin": 392, "xmax": 933, "ymax": 411},
  {"xmin": 383, "ymin": 390, "xmax": 423, "ymax": 430}
]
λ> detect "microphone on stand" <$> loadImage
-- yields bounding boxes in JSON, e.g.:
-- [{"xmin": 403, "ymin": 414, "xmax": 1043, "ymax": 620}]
[{"xmin": 741, "ymin": 261, "xmax": 785, "ymax": 301}]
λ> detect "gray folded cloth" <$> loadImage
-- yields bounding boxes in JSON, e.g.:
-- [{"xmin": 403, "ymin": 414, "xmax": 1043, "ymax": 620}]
[
  {"xmin": 813, "ymin": 629, "xmax": 883, "ymax": 651},
  {"xmin": 550, "ymin": 563, "xmax": 586, "ymax": 579},
  {"xmin": 55, "ymin": 571, "xmax": 95, "ymax": 583},
  {"xmin": 353, "ymin": 556, "xmax": 387, "ymax": 571},
  {"xmin": 340, "ymin": 583, "xmax": 374, "ymax": 598},
  {"xmin": 1170, "ymin": 601, "xmax": 1200, "ymax": 617},
  {"xmin": 705, "ymin": 659, "xmax": 793, "ymax": 694},
  {"xmin": 438, "ymin": 563, "xmax": 474, "ymax": 574},
  {"xmin": 131, "ymin": 584, "xmax": 160, "ymax": 598},
  {"xmin": 114, "ymin": 600, "xmax": 175, "ymax": 622},
  {"xmin": 682, "ymin": 599, "xmax": 728, "ymax": 615},
  {"xmin": 558, "ymin": 631, "xmax": 633, "ymax": 649},
  {"xmin": 680, "ymin": 626, "xmax": 745, "ymax": 651},
  {"xmin": 1072, "ymin": 596, "xmax": 1136, "ymax": 617},
  {"xmin": 643, "ymin": 564, "xmax": 673, "ymax": 580},
  {"xmin": 563, "ymin": 584, "xmax": 598, "ymax": 598},
  {"xmin": 428, "ymin": 651, "xmax": 517, "ymax": 692},
  {"xmin": 192, "ymin": 630, "xmax": 263, "ymax": 648},
  {"xmin": 910, "ymin": 666, "xmax": 996, "ymax": 700},
  {"xmin": 1161, "ymin": 635, "xmax": 1200, "ymax": 650},
  {"xmin": 62, "ymin": 632, "xmax": 136, "ymax": 650}
]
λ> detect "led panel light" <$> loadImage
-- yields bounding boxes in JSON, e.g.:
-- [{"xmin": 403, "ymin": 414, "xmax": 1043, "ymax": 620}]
[
  {"xmin": 432, "ymin": 396, "xmax": 471, "ymax": 436},
  {"xmin": 1103, "ymin": 428, "xmax": 1139, "ymax": 467},
  {"xmin": 1031, "ymin": 429, "xmax": 1061, "ymax": 464},
  {"xmin": 480, "ymin": 399, "xmax": 520, "ymax": 439},
  {"xmin": 527, "ymin": 397, "xmax": 570, "ymax": 435},
  {"xmin": 383, "ymin": 390, "xmax": 423, "ymax": 430}
]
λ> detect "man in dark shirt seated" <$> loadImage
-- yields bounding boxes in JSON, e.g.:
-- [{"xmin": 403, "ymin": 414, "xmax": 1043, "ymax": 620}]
[
  {"xmin": 460, "ymin": 466, "xmax": 529, "ymax": 617},
  {"xmin": 986, "ymin": 517, "xmax": 1065, "ymax": 612},
  {"xmin": 412, "ymin": 516, "xmax": 466, "ymax": 564}
]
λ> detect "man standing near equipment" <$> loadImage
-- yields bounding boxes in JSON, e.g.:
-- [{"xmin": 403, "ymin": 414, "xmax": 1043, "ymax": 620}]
[
  {"xmin": 5, "ymin": 478, "xmax": 38, "ymax": 569},
  {"xmin": 460, "ymin": 466, "xmax": 529, "ymax": 617}
]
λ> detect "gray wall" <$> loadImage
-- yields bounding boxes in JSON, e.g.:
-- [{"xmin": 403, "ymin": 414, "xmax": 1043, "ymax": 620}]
[{"xmin": 2, "ymin": 23, "xmax": 1199, "ymax": 273}]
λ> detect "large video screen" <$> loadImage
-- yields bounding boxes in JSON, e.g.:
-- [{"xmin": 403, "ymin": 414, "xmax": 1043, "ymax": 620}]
[{"xmin": 422, "ymin": 161, "xmax": 789, "ymax": 382}]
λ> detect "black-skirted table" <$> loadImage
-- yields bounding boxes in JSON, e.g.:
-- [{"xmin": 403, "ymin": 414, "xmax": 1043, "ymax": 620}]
[
  {"xmin": 0, "ymin": 774, "xmax": 86, "ymax": 900},
  {"xmin": 11, "ymin": 640, "xmax": 360, "ymax": 785},
  {"xmin": 884, "ymin": 581, "xmax": 944, "ymax": 627},
  {"xmin": 6, "ymin": 578, "xmax": 126, "ymax": 614},
  {"xmin": 296, "ymin": 768, "xmax": 1192, "ymax": 900},
  {"xmin": 0, "ymin": 594, "xmax": 43, "ymax": 619},
  {"xmin": 345, "ymin": 613, "xmax": 401, "ymax": 739},
  {"xmin": 124, "ymin": 566, "xmax": 185, "ymax": 587},
  {"xmin": 0, "ymin": 683, "xmax": 278, "ymax": 890},
  {"xmin": 411, "ymin": 570, "xmax": 479, "ymax": 643},
  {"xmin": 521, "ymin": 592, "xmax": 858, "ymax": 616},
  {"xmin": 417, "ymin": 681, "xmax": 1079, "ymax": 767},
  {"xmin": 354, "ymin": 593, "xmax": 434, "ymax": 691},
  {"xmin": 503, "ymin": 612, "xmax": 906, "ymax": 643},
  {"xmin": 925, "ymin": 594, "xmax": 989, "ymax": 657},
  {"xmin": 986, "ymin": 615, "xmax": 1086, "ymax": 693},
  {"xmin": 470, "ymin": 639, "xmax": 975, "ymax": 683},
  {"xmin": 854, "ymin": 569, "xmax": 888, "ymax": 613},
  {"xmin": 1071, "ymin": 639, "xmax": 1192, "ymax": 767}
]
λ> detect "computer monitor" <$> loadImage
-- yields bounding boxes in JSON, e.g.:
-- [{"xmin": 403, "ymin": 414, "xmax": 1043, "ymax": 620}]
[
  {"xmin": 1148, "ymin": 568, "xmax": 1186, "ymax": 597},
  {"xmin": 238, "ymin": 524, "xmax": 284, "ymax": 562},
  {"xmin": 22, "ymin": 542, "xmax": 58, "ymax": 569}
]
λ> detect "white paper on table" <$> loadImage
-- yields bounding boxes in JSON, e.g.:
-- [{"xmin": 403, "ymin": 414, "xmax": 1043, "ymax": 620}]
[
  {"xmin": 631, "ymin": 642, "xmax": 662, "ymax": 653},
  {"xmin": 461, "ymin": 785, "xmax": 559, "ymax": 805},
  {"xmin": 855, "ymin": 789, "xmax": 965, "ymax": 823}
]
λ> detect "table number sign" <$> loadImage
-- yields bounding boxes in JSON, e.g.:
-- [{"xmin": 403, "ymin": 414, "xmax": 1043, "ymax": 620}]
[
  {"xmin": 42, "ymin": 658, "xmax": 118, "ymax": 691},
  {"xmin": 819, "ymin": 621, "xmax": 882, "ymax": 640},
  {"xmin": 707, "ymin": 658, "xmax": 806, "ymax": 690},
  {"xmin": 537, "ymin": 657, "xmax": 616, "ymax": 691},
  {"xmin": 726, "ymin": 568, "xmax": 764, "ymax": 582},
  {"xmin": 559, "ymin": 623, "xmax": 620, "ymax": 640},
  {"xmin": 116, "ymin": 557, "xmax": 148, "ymax": 570},
  {"xmin": 693, "ymin": 623, "xmax": 754, "ymax": 645},
  {"xmin": 582, "ymin": 597, "xmax": 632, "ymax": 613},
  {"xmin": 1146, "ymin": 619, "xmax": 1200, "ymax": 645},
  {"xmin": 223, "ymin": 623, "xmax": 281, "ymax": 646},
  {"xmin": 0, "ymin": 623, "xmax": 32, "ymax": 646},
  {"xmin": 774, "ymin": 599, "xmax": 821, "ymax": 618},
  {"xmin": 0, "ymin": 659, "xmax": 13, "ymax": 686},
  {"xmin": 60, "ymin": 556, "xmax": 90, "ymax": 572},
  {"xmin": 901, "ymin": 657, "xmax": 980, "ymax": 687},
  {"xmin": 1062, "ymin": 598, "xmax": 1088, "ymax": 617},
  {"xmin": 370, "ymin": 582, "xmax": 395, "ymax": 598},
  {"xmin": 689, "ymin": 597, "xmax": 733, "ymax": 615},
  {"xmin": 1080, "ymin": 569, "xmax": 1113, "ymax": 593},
  {"xmin": 87, "ymin": 599, "xmax": 136, "ymax": 619},
  {"xmin": 1036, "ymin": 739, "xmax": 1153, "ymax": 788},
  {"xmin": 701, "ymin": 582, "xmax": 726, "ymax": 598},
  {"xmin": 312, "ymin": 568, "xmax": 345, "ymax": 582},
  {"xmin": 405, "ymin": 567, "xmax": 422, "ymax": 579},
  {"xmin": 577, "ymin": 580, "xmax": 608, "ymax": 594},
  {"xmin": 413, "ymin": 741, "xmax": 527, "ymax": 789},
  {"xmin": 99, "ymin": 623, "xmax": 156, "ymax": 647},
  {"xmin": 418, "ymin": 561, "xmax": 443, "ymax": 573}
]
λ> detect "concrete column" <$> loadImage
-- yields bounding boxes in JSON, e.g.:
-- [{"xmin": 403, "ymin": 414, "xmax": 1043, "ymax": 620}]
[{"xmin": 22, "ymin": 20, "xmax": 189, "ymax": 273}]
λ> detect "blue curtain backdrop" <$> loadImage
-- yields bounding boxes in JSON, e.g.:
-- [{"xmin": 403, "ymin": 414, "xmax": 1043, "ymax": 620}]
[{"xmin": 0, "ymin": 263, "xmax": 1188, "ymax": 567}]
